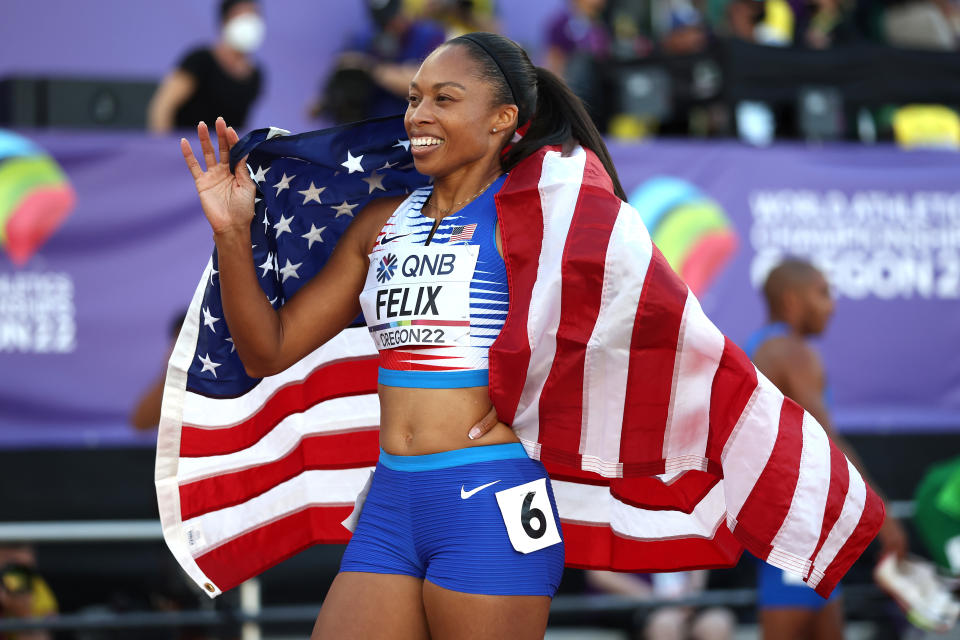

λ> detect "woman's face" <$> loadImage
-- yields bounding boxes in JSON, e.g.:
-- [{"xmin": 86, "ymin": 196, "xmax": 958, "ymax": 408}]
[{"xmin": 404, "ymin": 44, "xmax": 512, "ymax": 178}]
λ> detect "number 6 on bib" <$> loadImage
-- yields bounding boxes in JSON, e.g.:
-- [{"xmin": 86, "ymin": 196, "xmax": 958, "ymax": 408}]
[{"xmin": 495, "ymin": 478, "xmax": 562, "ymax": 554}]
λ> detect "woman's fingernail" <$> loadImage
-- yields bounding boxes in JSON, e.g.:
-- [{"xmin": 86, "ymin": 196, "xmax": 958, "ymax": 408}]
[{"xmin": 469, "ymin": 427, "xmax": 481, "ymax": 440}]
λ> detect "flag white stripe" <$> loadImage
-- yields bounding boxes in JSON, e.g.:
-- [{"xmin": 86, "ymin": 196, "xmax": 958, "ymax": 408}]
[
  {"xmin": 770, "ymin": 412, "xmax": 832, "ymax": 559},
  {"xmin": 808, "ymin": 458, "xmax": 867, "ymax": 587},
  {"xmin": 720, "ymin": 375, "xmax": 784, "ymax": 520},
  {"xmin": 580, "ymin": 201, "xmax": 650, "ymax": 472},
  {"xmin": 512, "ymin": 148, "xmax": 586, "ymax": 444},
  {"xmin": 183, "ymin": 467, "xmax": 375, "ymax": 557},
  {"xmin": 156, "ymin": 258, "xmax": 222, "ymax": 596},
  {"xmin": 553, "ymin": 479, "xmax": 726, "ymax": 539},
  {"xmin": 178, "ymin": 396, "xmax": 380, "ymax": 483},
  {"xmin": 662, "ymin": 290, "xmax": 724, "ymax": 468},
  {"xmin": 181, "ymin": 328, "xmax": 377, "ymax": 427}
]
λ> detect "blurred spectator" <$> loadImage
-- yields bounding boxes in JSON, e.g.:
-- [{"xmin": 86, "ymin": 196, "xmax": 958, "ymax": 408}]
[
  {"xmin": 704, "ymin": 0, "xmax": 761, "ymax": 40},
  {"xmin": 411, "ymin": 0, "xmax": 500, "ymax": 37},
  {"xmin": 147, "ymin": 0, "xmax": 265, "ymax": 133},
  {"xmin": 544, "ymin": 0, "xmax": 612, "ymax": 79},
  {"xmin": 744, "ymin": 259, "xmax": 909, "ymax": 640},
  {"xmin": 713, "ymin": 0, "xmax": 861, "ymax": 48},
  {"xmin": 657, "ymin": 0, "xmax": 711, "ymax": 55},
  {"xmin": 914, "ymin": 454, "xmax": 960, "ymax": 574},
  {"xmin": 545, "ymin": 0, "xmax": 636, "ymax": 130},
  {"xmin": 311, "ymin": 0, "xmax": 445, "ymax": 124},
  {"xmin": 130, "ymin": 309, "xmax": 187, "ymax": 431},
  {"xmin": 882, "ymin": 0, "xmax": 960, "ymax": 49},
  {"xmin": 0, "ymin": 544, "xmax": 57, "ymax": 640},
  {"xmin": 586, "ymin": 570, "xmax": 735, "ymax": 640}
]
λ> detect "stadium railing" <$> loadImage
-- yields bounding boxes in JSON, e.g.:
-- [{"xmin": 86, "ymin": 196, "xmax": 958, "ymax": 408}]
[{"xmin": 0, "ymin": 501, "xmax": 913, "ymax": 636}]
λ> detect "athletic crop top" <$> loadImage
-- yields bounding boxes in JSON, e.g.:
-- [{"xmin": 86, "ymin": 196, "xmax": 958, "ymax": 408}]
[{"xmin": 358, "ymin": 174, "xmax": 509, "ymax": 388}]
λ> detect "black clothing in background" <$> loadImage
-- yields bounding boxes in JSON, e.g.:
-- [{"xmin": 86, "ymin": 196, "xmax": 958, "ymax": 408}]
[{"xmin": 173, "ymin": 47, "xmax": 263, "ymax": 130}]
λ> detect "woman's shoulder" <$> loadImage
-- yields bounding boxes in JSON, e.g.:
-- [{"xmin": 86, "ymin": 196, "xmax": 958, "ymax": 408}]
[
  {"xmin": 358, "ymin": 193, "xmax": 409, "ymax": 220},
  {"xmin": 177, "ymin": 46, "xmax": 215, "ymax": 72}
]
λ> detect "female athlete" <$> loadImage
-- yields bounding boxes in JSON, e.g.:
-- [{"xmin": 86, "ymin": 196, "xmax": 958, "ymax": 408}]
[{"xmin": 180, "ymin": 31, "xmax": 626, "ymax": 640}]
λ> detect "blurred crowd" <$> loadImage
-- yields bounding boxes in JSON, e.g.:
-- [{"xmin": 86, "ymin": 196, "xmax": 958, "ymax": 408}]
[
  {"xmin": 301, "ymin": 0, "xmax": 960, "ymax": 144},
  {"xmin": 140, "ymin": 0, "xmax": 960, "ymax": 146}
]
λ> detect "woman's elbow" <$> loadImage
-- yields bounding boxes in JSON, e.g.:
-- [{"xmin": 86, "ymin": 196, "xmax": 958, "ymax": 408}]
[{"xmin": 240, "ymin": 355, "xmax": 282, "ymax": 379}]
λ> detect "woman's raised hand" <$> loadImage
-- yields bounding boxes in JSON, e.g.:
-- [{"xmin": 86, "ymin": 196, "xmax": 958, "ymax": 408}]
[{"xmin": 181, "ymin": 117, "xmax": 257, "ymax": 235}]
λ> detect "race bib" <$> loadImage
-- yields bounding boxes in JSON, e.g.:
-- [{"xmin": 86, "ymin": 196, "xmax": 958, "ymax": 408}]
[
  {"xmin": 359, "ymin": 244, "xmax": 478, "ymax": 349},
  {"xmin": 495, "ymin": 478, "xmax": 563, "ymax": 554}
]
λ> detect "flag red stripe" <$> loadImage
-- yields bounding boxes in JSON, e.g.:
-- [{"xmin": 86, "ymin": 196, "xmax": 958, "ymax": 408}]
[
  {"xmin": 180, "ymin": 357, "xmax": 378, "ymax": 458},
  {"xmin": 536, "ymin": 162, "xmax": 620, "ymax": 464},
  {"xmin": 541, "ymin": 461, "xmax": 718, "ymax": 510},
  {"xmin": 611, "ymin": 471, "xmax": 719, "ymax": 513},
  {"xmin": 561, "ymin": 519, "xmax": 742, "ymax": 572},
  {"xmin": 814, "ymin": 487, "xmax": 885, "ymax": 598},
  {"xmin": 379, "ymin": 348, "xmax": 456, "ymax": 364},
  {"xmin": 195, "ymin": 505, "xmax": 354, "ymax": 593},
  {"xmin": 179, "ymin": 429, "xmax": 379, "ymax": 520},
  {"xmin": 705, "ymin": 339, "xmax": 758, "ymax": 468},
  {"xmin": 619, "ymin": 248, "xmax": 688, "ymax": 469},
  {"xmin": 488, "ymin": 147, "xmax": 549, "ymax": 424},
  {"xmin": 809, "ymin": 440, "xmax": 851, "ymax": 576},
  {"xmin": 733, "ymin": 398, "xmax": 804, "ymax": 558},
  {"xmin": 542, "ymin": 460, "xmax": 610, "ymax": 486}
]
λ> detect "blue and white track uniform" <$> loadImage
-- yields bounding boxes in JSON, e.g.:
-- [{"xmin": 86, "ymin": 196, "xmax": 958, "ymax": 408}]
[{"xmin": 346, "ymin": 177, "xmax": 564, "ymax": 596}]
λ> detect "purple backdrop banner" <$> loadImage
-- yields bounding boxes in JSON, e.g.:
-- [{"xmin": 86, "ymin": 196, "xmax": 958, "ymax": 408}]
[
  {"xmin": 0, "ymin": 131, "xmax": 213, "ymax": 448},
  {"xmin": 1, "ymin": 132, "xmax": 958, "ymax": 449}
]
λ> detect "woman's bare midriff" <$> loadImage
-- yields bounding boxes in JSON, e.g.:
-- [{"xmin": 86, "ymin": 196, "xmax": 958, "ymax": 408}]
[{"xmin": 377, "ymin": 384, "xmax": 519, "ymax": 455}]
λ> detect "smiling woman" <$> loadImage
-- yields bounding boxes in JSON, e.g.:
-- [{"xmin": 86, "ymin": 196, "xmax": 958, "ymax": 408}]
[
  {"xmin": 177, "ymin": 31, "xmax": 623, "ymax": 640},
  {"xmin": 171, "ymin": 26, "xmax": 887, "ymax": 640}
]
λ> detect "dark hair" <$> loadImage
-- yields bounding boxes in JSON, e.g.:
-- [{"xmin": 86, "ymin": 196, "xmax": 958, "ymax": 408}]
[
  {"xmin": 763, "ymin": 258, "xmax": 822, "ymax": 313},
  {"xmin": 448, "ymin": 32, "xmax": 626, "ymax": 201},
  {"xmin": 219, "ymin": 0, "xmax": 258, "ymax": 23}
]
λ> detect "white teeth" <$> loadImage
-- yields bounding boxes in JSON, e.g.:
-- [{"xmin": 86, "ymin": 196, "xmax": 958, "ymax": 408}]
[{"xmin": 411, "ymin": 137, "xmax": 444, "ymax": 146}]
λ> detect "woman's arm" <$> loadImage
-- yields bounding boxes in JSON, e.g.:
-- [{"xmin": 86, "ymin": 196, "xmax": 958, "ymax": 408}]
[
  {"xmin": 182, "ymin": 117, "xmax": 401, "ymax": 378},
  {"xmin": 217, "ymin": 198, "xmax": 397, "ymax": 377}
]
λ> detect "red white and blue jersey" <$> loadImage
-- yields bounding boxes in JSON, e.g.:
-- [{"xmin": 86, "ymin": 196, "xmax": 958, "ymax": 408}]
[{"xmin": 359, "ymin": 174, "xmax": 508, "ymax": 388}]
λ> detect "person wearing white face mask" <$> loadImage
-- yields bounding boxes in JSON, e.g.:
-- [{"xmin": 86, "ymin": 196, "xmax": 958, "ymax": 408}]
[{"xmin": 148, "ymin": 0, "xmax": 265, "ymax": 133}]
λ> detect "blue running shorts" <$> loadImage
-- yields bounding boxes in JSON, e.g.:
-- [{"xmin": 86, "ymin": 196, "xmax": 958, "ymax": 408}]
[
  {"xmin": 757, "ymin": 557, "xmax": 842, "ymax": 609},
  {"xmin": 339, "ymin": 443, "xmax": 565, "ymax": 596}
]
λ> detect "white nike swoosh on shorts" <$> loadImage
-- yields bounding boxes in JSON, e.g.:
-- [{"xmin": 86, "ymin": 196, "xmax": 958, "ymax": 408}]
[{"xmin": 460, "ymin": 480, "xmax": 501, "ymax": 499}]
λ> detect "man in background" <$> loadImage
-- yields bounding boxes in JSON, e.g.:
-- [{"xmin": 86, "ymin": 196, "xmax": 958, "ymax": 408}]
[{"xmin": 745, "ymin": 258, "xmax": 908, "ymax": 639}]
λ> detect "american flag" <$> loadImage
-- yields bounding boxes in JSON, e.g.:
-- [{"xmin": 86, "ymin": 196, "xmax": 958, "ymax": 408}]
[
  {"xmin": 157, "ymin": 117, "xmax": 883, "ymax": 598},
  {"xmin": 449, "ymin": 223, "xmax": 477, "ymax": 242}
]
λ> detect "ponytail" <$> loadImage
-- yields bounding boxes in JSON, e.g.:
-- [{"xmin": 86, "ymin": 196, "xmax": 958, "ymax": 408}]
[
  {"xmin": 448, "ymin": 33, "xmax": 626, "ymax": 201},
  {"xmin": 502, "ymin": 67, "xmax": 626, "ymax": 201}
]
